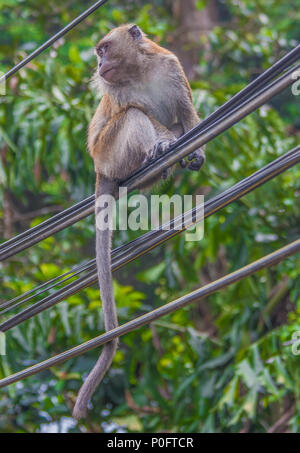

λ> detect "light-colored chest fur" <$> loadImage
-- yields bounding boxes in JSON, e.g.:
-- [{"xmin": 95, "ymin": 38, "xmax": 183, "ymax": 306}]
[{"xmin": 104, "ymin": 60, "xmax": 178, "ymax": 129}]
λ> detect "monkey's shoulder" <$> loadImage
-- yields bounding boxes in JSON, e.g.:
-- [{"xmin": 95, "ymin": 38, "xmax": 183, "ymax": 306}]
[
  {"xmin": 142, "ymin": 38, "xmax": 174, "ymax": 57},
  {"xmin": 150, "ymin": 52, "xmax": 189, "ymax": 86},
  {"xmin": 98, "ymin": 94, "xmax": 120, "ymax": 117}
]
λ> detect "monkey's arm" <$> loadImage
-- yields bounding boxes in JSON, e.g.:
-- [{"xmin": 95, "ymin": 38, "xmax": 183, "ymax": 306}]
[
  {"xmin": 88, "ymin": 95, "xmax": 115, "ymax": 161},
  {"xmin": 93, "ymin": 107, "xmax": 176, "ymax": 182},
  {"xmin": 169, "ymin": 62, "xmax": 205, "ymax": 172}
]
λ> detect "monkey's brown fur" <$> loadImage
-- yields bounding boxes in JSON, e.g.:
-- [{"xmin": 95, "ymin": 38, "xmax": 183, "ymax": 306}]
[{"xmin": 73, "ymin": 24, "xmax": 205, "ymax": 420}]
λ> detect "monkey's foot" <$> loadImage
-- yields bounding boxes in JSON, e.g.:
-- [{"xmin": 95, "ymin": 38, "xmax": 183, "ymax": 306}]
[
  {"xmin": 148, "ymin": 141, "xmax": 172, "ymax": 162},
  {"xmin": 145, "ymin": 141, "xmax": 173, "ymax": 179},
  {"xmin": 180, "ymin": 149, "xmax": 205, "ymax": 172}
]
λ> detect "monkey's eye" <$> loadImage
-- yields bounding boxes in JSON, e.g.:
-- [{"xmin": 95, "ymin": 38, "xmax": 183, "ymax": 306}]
[{"xmin": 96, "ymin": 43, "xmax": 110, "ymax": 58}]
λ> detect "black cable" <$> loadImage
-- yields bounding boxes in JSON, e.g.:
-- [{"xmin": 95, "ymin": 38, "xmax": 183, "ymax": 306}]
[
  {"xmin": 172, "ymin": 43, "xmax": 300, "ymax": 149},
  {"xmin": 0, "ymin": 200, "xmax": 95, "ymax": 261},
  {"xmin": 0, "ymin": 0, "xmax": 109, "ymax": 84},
  {"xmin": 0, "ymin": 261, "xmax": 95, "ymax": 315},
  {"xmin": 0, "ymin": 196, "xmax": 94, "ymax": 255},
  {"xmin": 0, "ymin": 223, "xmax": 163, "ymax": 314},
  {"xmin": 1, "ymin": 145, "xmax": 299, "ymax": 331},
  {"xmin": 1, "ymin": 60, "xmax": 299, "ymax": 261},
  {"xmin": 0, "ymin": 236, "xmax": 299, "ymax": 388},
  {"xmin": 0, "ymin": 237, "xmax": 152, "ymax": 314}
]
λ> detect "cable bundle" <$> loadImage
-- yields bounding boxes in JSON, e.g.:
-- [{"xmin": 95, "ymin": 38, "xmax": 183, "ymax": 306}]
[
  {"xmin": 1, "ymin": 237, "xmax": 299, "ymax": 389},
  {"xmin": 1, "ymin": 0, "xmax": 300, "ymax": 387},
  {"xmin": 1, "ymin": 145, "xmax": 300, "ymax": 331}
]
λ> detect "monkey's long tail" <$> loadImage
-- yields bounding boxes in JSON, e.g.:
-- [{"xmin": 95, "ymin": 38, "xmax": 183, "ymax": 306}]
[{"xmin": 73, "ymin": 175, "xmax": 119, "ymax": 420}]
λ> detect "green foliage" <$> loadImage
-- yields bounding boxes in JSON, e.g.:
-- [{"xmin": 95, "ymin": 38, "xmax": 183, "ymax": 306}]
[{"xmin": 0, "ymin": 0, "xmax": 300, "ymax": 433}]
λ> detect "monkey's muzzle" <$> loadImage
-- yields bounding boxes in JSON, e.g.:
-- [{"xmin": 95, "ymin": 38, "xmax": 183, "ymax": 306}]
[{"xmin": 99, "ymin": 63, "xmax": 117, "ymax": 82}]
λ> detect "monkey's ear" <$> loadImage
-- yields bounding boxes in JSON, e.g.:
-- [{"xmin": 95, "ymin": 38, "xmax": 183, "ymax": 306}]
[{"xmin": 128, "ymin": 25, "xmax": 142, "ymax": 41}]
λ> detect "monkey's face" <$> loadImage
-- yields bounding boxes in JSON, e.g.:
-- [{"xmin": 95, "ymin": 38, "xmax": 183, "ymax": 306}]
[
  {"xmin": 96, "ymin": 42, "xmax": 118, "ymax": 83},
  {"xmin": 95, "ymin": 24, "xmax": 144, "ymax": 85}
]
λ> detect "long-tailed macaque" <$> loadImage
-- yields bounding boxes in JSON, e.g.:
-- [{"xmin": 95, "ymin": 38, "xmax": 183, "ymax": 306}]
[{"xmin": 73, "ymin": 24, "xmax": 205, "ymax": 420}]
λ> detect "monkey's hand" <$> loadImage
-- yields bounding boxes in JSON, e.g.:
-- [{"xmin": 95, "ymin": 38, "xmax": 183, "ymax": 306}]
[
  {"xmin": 180, "ymin": 149, "xmax": 205, "ymax": 172},
  {"xmin": 145, "ymin": 141, "xmax": 174, "ymax": 180}
]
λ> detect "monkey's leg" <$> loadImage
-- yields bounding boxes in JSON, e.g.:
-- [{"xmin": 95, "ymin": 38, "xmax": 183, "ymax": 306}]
[
  {"xmin": 118, "ymin": 109, "xmax": 176, "ymax": 183},
  {"xmin": 146, "ymin": 141, "xmax": 176, "ymax": 179},
  {"xmin": 141, "ymin": 123, "xmax": 177, "ymax": 180},
  {"xmin": 176, "ymin": 95, "xmax": 206, "ymax": 173},
  {"xmin": 177, "ymin": 119, "xmax": 205, "ymax": 172}
]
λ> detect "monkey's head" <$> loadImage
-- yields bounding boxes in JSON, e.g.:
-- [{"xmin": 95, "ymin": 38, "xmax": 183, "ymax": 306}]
[{"xmin": 95, "ymin": 24, "xmax": 147, "ymax": 86}]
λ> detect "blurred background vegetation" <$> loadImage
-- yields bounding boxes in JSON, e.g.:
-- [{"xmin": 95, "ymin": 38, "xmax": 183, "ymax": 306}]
[{"xmin": 0, "ymin": 0, "xmax": 300, "ymax": 433}]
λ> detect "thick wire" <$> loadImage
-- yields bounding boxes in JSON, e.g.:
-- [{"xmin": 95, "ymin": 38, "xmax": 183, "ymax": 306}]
[
  {"xmin": 0, "ymin": 261, "xmax": 95, "ymax": 314},
  {"xmin": 1, "ymin": 60, "xmax": 300, "ymax": 261},
  {"xmin": 167, "ymin": 42, "xmax": 300, "ymax": 150},
  {"xmin": 0, "ymin": 237, "xmax": 299, "ymax": 389},
  {"xmin": 1, "ymin": 145, "xmax": 300, "ymax": 331},
  {"xmin": 0, "ymin": 0, "xmax": 109, "ymax": 84},
  {"xmin": 0, "ymin": 237, "xmax": 155, "ymax": 313}
]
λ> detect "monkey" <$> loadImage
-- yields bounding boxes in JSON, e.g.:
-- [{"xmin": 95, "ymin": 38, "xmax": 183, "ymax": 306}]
[{"xmin": 72, "ymin": 24, "xmax": 205, "ymax": 420}]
